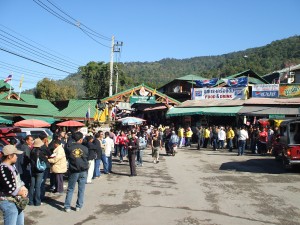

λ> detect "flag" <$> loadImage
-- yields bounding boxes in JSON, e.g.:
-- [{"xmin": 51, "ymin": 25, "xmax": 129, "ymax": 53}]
[
  {"xmin": 99, "ymin": 110, "xmax": 106, "ymax": 122},
  {"xmin": 19, "ymin": 75, "xmax": 24, "ymax": 88},
  {"xmin": 93, "ymin": 108, "xmax": 99, "ymax": 121},
  {"xmin": 4, "ymin": 74, "xmax": 12, "ymax": 83},
  {"xmin": 195, "ymin": 78, "xmax": 218, "ymax": 87},
  {"xmin": 191, "ymin": 88, "xmax": 195, "ymax": 100},
  {"xmin": 226, "ymin": 77, "xmax": 248, "ymax": 87},
  {"xmin": 86, "ymin": 106, "xmax": 90, "ymax": 119},
  {"xmin": 152, "ymin": 89, "xmax": 156, "ymax": 96},
  {"xmin": 130, "ymin": 89, "xmax": 134, "ymax": 96}
]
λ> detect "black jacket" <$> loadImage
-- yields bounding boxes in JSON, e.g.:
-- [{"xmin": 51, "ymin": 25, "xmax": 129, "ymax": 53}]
[
  {"xmin": 127, "ymin": 137, "xmax": 139, "ymax": 155},
  {"xmin": 86, "ymin": 142, "xmax": 97, "ymax": 161},
  {"xmin": 30, "ymin": 147, "xmax": 48, "ymax": 174},
  {"xmin": 93, "ymin": 139, "xmax": 102, "ymax": 160},
  {"xmin": 66, "ymin": 143, "xmax": 89, "ymax": 173}
]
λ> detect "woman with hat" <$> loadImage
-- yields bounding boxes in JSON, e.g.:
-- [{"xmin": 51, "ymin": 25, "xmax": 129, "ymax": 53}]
[
  {"xmin": 0, "ymin": 145, "xmax": 28, "ymax": 225},
  {"xmin": 28, "ymin": 138, "xmax": 48, "ymax": 206}
]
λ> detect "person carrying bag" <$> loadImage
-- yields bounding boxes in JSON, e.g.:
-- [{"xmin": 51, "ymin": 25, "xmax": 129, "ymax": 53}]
[{"xmin": 0, "ymin": 145, "xmax": 28, "ymax": 225}]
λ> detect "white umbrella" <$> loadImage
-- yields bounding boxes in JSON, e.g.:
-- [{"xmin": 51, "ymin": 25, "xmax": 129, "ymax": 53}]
[{"xmin": 118, "ymin": 117, "xmax": 145, "ymax": 125}]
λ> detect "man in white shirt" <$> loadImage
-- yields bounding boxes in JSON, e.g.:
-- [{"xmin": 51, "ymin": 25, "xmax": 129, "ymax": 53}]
[
  {"xmin": 238, "ymin": 126, "xmax": 249, "ymax": 156},
  {"xmin": 104, "ymin": 132, "xmax": 114, "ymax": 173},
  {"xmin": 218, "ymin": 127, "xmax": 226, "ymax": 149}
]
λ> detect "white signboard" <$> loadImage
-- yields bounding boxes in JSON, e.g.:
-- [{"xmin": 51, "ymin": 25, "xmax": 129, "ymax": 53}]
[
  {"xmin": 193, "ymin": 87, "xmax": 246, "ymax": 100},
  {"xmin": 252, "ymin": 84, "xmax": 279, "ymax": 98}
]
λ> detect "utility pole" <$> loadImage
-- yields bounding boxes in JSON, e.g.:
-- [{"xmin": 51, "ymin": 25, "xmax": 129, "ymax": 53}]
[
  {"xmin": 114, "ymin": 41, "xmax": 123, "ymax": 93},
  {"xmin": 109, "ymin": 37, "xmax": 123, "ymax": 96},
  {"xmin": 109, "ymin": 36, "xmax": 115, "ymax": 96}
]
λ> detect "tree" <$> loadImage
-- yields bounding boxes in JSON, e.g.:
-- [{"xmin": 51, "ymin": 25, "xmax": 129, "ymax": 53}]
[{"xmin": 35, "ymin": 78, "xmax": 77, "ymax": 101}]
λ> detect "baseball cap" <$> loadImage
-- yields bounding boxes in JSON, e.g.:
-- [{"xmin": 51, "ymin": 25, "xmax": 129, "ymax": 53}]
[
  {"xmin": 2, "ymin": 145, "xmax": 23, "ymax": 156},
  {"xmin": 33, "ymin": 138, "xmax": 44, "ymax": 148}
]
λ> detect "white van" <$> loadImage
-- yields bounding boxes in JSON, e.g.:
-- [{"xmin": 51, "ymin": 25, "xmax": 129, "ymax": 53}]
[{"xmin": 20, "ymin": 128, "xmax": 53, "ymax": 141}]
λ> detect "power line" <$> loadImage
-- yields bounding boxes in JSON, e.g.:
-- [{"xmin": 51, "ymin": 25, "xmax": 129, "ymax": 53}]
[
  {"xmin": 0, "ymin": 35, "xmax": 77, "ymax": 70},
  {"xmin": 33, "ymin": 0, "xmax": 112, "ymax": 47},
  {"xmin": 0, "ymin": 47, "xmax": 72, "ymax": 73},
  {"xmin": 45, "ymin": 0, "xmax": 111, "ymax": 41},
  {"xmin": 0, "ymin": 28, "xmax": 80, "ymax": 68},
  {"xmin": 0, "ymin": 24, "xmax": 84, "ymax": 65},
  {"xmin": 0, "ymin": 61, "xmax": 67, "ymax": 78}
]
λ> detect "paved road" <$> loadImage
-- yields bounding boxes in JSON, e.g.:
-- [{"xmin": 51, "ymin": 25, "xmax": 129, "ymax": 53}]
[{"xmin": 1, "ymin": 146, "xmax": 300, "ymax": 225}]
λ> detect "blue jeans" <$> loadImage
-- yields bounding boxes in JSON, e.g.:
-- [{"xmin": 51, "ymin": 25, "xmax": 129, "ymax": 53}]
[
  {"xmin": 41, "ymin": 167, "xmax": 49, "ymax": 200},
  {"xmin": 106, "ymin": 155, "xmax": 112, "ymax": 173},
  {"xmin": 101, "ymin": 154, "xmax": 108, "ymax": 173},
  {"xmin": 93, "ymin": 159, "xmax": 101, "ymax": 178},
  {"xmin": 227, "ymin": 139, "xmax": 233, "ymax": 151},
  {"xmin": 219, "ymin": 140, "xmax": 224, "ymax": 149},
  {"xmin": 137, "ymin": 150, "xmax": 143, "ymax": 165},
  {"xmin": 0, "ymin": 200, "xmax": 24, "ymax": 225},
  {"xmin": 64, "ymin": 171, "xmax": 87, "ymax": 209},
  {"xmin": 119, "ymin": 145, "xmax": 125, "ymax": 161},
  {"xmin": 29, "ymin": 172, "xmax": 44, "ymax": 206},
  {"xmin": 238, "ymin": 140, "xmax": 246, "ymax": 155},
  {"xmin": 212, "ymin": 138, "xmax": 218, "ymax": 150}
]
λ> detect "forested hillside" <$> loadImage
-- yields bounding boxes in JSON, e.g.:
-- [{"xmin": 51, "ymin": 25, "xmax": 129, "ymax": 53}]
[
  {"xmin": 121, "ymin": 35, "xmax": 300, "ymax": 88},
  {"xmin": 26, "ymin": 35, "xmax": 300, "ymax": 99}
]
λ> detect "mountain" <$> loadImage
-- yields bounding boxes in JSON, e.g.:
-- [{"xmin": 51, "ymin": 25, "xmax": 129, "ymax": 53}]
[{"xmin": 25, "ymin": 35, "xmax": 300, "ymax": 98}]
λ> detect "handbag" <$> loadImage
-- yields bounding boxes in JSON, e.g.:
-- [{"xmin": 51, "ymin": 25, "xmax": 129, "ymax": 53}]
[
  {"xmin": 10, "ymin": 196, "xmax": 29, "ymax": 210},
  {"xmin": 36, "ymin": 158, "xmax": 47, "ymax": 171}
]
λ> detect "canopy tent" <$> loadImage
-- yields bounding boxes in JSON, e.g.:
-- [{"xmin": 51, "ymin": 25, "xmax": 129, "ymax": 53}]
[
  {"xmin": 166, "ymin": 106, "xmax": 242, "ymax": 117},
  {"xmin": 21, "ymin": 116, "xmax": 57, "ymax": 124}
]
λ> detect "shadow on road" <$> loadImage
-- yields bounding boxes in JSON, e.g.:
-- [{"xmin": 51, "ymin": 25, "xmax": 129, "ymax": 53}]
[{"xmin": 219, "ymin": 158, "xmax": 300, "ymax": 174}]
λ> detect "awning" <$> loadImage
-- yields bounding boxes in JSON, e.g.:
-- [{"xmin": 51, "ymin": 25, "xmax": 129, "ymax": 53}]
[
  {"xmin": 0, "ymin": 116, "xmax": 13, "ymax": 124},
  {"xmin": 21, "ymin": 116, "xmax": 57, "ymax": 124},
  {"xmin": 166, "ymin": 106, "xmax": 242, "ymax": 117},
  {"xmin": 238, "ymin": 106, "xmax": 300, "ymax": 116}
]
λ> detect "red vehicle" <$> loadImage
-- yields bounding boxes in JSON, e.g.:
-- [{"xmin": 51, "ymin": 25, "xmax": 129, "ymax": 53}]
[{"xmin": 272, "ymin": 119, "xmax": 300, "ymax": 169}]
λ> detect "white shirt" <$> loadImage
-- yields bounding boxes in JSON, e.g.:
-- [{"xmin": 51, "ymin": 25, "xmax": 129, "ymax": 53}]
[
  {"xmin": 238, "ymin": 129, "xmax": 249, "ymax": 141},
  {"xmin": 103, "ymin": 137, "xmax": 114, "ymax": 157},
  {"xmin": 218, "ymin": 130, "xmax": 226, "ymax": 141}
]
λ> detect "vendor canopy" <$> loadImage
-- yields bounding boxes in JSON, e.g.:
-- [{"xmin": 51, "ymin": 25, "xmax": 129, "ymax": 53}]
[
  {"xmin": 166, "ymin": 106, "xmax": 242, "ymax": 117},
  {"xmin": 238, "ymin": 106, "xmax": 299, "ymax": 116}
]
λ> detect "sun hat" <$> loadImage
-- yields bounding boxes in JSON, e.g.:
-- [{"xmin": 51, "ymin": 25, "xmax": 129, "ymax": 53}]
[
  {"xmin": 33, "ymin": 138, "xmax": 44, "ymax": 148},
  {"xmin": 2, "ymin": 145, "xmax": 23, "ymax": 156}
]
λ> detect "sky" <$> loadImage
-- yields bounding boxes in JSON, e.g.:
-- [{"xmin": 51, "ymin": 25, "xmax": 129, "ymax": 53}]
[{"xmin": 0, "ymin": 0, "xmax": 299, "ymax": 91}]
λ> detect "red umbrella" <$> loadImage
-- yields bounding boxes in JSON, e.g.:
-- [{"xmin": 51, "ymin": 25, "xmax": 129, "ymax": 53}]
[
  {"xmin": 14, "ymin": 119, "xmax": 51, "ymax": 128},
  {"xmin": 56, "ymin": 120, "xmax": 85, "ymax": 127}
]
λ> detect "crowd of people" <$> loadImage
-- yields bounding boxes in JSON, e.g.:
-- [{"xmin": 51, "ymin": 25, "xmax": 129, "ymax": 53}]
[{"xmin": 0, "ymin": 122, "xmax": 279, "ymax": 224}]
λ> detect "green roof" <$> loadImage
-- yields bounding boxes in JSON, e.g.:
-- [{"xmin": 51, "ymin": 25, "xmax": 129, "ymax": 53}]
[
  {"xmin": 0, "ymin": 92, "xmax": 59, "ymax": 117},
  {"xmin": 56, "ymin": 99, "xmax": 97, "ymax": 119},
  {"xmin": 166, "ymin": 106, "xmax": 243, "ymax": 117},
  {"xmin": 21, "ymin": 116, "xmax": 58, "ymax": 124},
  {"xmin": 0, "ymin": 80, "xmax": 12, "ymax": 91},
  {"xmin": 175, "ymin": 74, "xmax": 206, "ymax": 81},
  {"xmin": 101, "ymin": 84, "xmax": 181, "ymax": 105},
  {"xmin": 0, "ymin": 116, "xmax": 12, "ymax": 124},
  {"xmin": 215, "ymin": 69, "xmax": 269, "ymax": 86}
]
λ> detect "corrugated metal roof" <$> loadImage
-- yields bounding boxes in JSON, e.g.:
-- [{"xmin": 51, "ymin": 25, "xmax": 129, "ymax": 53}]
[
  {"xmin": 175, "ymin": 74, "xmax": 206, "ymax": 81},
  {"xmin": 167, "ymin": 106, "xmax": 242, "ymax": 117},
  {"xmin": 56, "ymin": 99, "xmax": 97, "ymax": 118},
  {"xmin": 0, "ymin": 92, "xmax": 59, "ymax": 117},
  {"xmin": 179, "ymin": 99, "xmax": 245, "ymax": 107},
  {"xmin": 239, "ymin": 106, "xmax": 299, "ymax": 116}
]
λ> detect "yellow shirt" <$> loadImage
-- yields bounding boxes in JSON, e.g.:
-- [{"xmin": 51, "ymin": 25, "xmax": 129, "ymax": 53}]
[
  {"xmin": 178, "ymin": 128, "xmax": 184, "ymax": 137},
  {"xmin": 185, "ymin": 130, "xmax": 193, "ymax": 138},
  {"xmin": 204, "ymin": 129, "xmax": 210, "ymax": 138},
  {"xmin": 226, "ymin": 129, "xmax": 235, "ymax": 139}
]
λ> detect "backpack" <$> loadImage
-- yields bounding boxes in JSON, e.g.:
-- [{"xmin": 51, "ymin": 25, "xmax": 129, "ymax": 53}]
[
  {"xmin": 139, "ymin": 137, "xmax": 147, "ymax": 150},
  {"xmin": 170, "ymin": 134, "xmax": 179, "ymax": 144}
]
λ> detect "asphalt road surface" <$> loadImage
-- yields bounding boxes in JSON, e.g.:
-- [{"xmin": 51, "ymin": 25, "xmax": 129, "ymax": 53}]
[{"xmin": 1, "ymin": 146, "xmax": 300, "ymax": 225}]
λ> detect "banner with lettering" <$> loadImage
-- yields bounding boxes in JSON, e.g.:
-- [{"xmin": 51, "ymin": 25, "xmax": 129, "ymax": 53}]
[
  {"xmin": 252, "ymin": 84, "xmax": 279, "ymax": 98},
  {"xmin": 193, "ymin": 87, "xmax": 247, "ymax": 100},
  {"xmin": 279, "ymin": 84, "xmax": 300, "ymax": 98}
]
